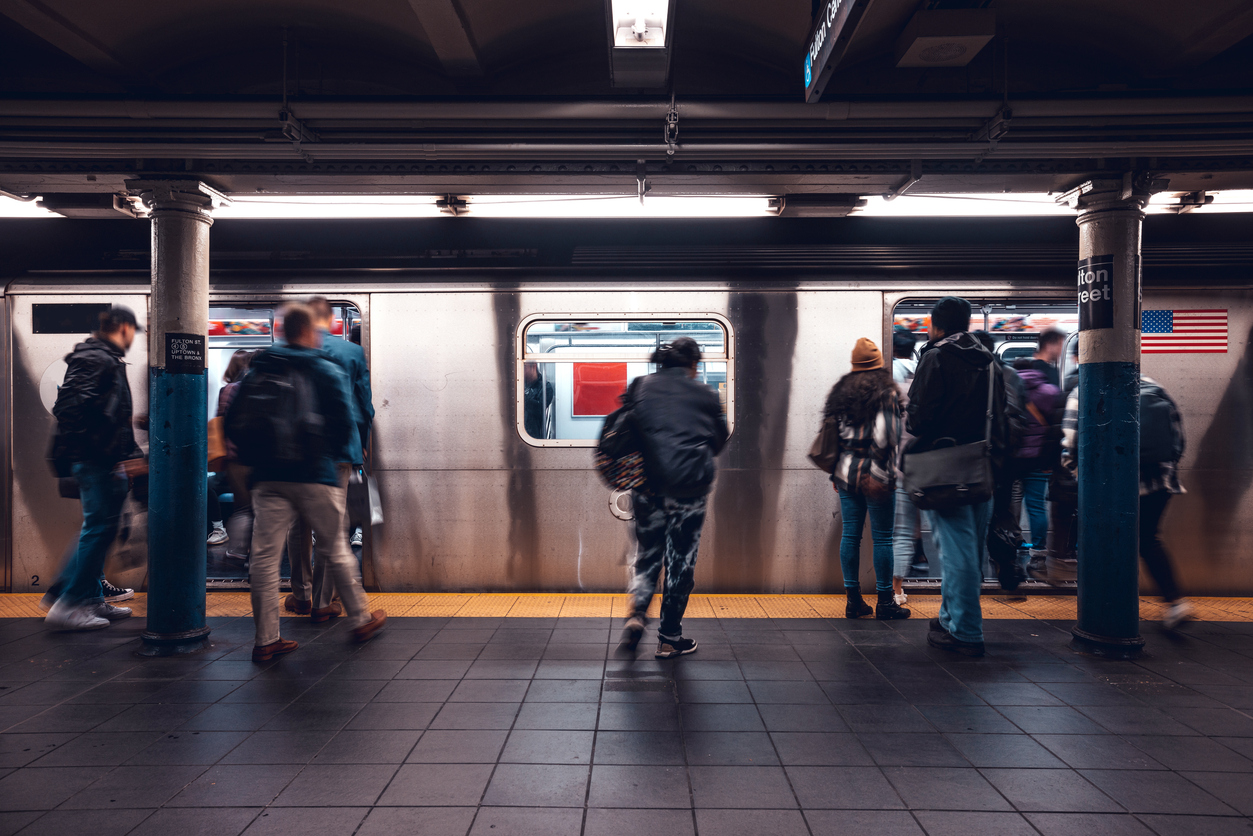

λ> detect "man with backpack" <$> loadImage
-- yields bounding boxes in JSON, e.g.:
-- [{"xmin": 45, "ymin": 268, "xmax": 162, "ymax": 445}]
[
  {"xmin": 226, "ymin": 304, "xmax": 386, "ymax": 661},
  {"xmin": 44, "ymin": 306, "xmax": 146, "ymax": 631}
]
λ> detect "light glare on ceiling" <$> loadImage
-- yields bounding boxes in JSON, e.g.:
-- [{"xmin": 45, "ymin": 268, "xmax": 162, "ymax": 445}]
[{"xmin": 0, "ymin": 196, "xmax": 58, "ymax": 218}]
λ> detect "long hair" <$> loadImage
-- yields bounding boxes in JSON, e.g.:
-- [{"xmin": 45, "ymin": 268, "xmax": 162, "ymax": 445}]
[
  {"xmin": 223, "ymin": 349, "xmax": 253, "ymax": 384},
  {"xmin": 823, "ymin": 368, "xmax": 896, "ymax": 427}
]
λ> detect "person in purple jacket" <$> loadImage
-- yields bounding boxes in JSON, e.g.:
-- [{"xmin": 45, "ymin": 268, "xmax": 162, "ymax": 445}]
[{"xmin": 1011, "ymin": 360, "xmax": 1063, "ymax": 558}]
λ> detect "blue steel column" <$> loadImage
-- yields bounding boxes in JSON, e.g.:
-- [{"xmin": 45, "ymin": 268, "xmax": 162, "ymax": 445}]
[
  {"xmin": 1060, "ymin": 177, "xmax": 1154, "ymax": 659},
  {"xmin": 130, "ymin": 181, "xmax": 221, "ymax": 656}
]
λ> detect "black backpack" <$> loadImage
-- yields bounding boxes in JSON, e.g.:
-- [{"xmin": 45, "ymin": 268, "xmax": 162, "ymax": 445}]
[
  {"xmin": 1140, "ymin": 384, "xmax": 1180, "ymax": 464},
  {"xmin": 226, "ymin": 357, "xmax": 325, "ymax": 468}
]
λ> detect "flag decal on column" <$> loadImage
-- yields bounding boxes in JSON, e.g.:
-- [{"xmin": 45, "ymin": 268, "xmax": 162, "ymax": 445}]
[{"xmin": 1141, "ymin": 309, "xmax": 1228, "ymax": 353}]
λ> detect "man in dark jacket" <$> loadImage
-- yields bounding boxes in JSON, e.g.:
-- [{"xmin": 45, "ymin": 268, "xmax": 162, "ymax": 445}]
[
  {"xmin": 227, "ymin": 304, "xmax": 386, "ymax": 661},
  {"xmin": 45, "ymin": 306, "xmax": 146, "ymax": 631},
  {"xmin": 283, "ymin": 297, "xmax": 376, "ymax": 619},
  {"xmin": 619, "ymin": 337, "xmax": 729, "ymax": 659},
  {"xmin": 908, "ymin": 297, "xmax": 1007, "ymax": 657}
]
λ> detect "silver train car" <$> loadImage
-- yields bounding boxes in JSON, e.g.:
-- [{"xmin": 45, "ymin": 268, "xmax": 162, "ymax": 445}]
[{"xmin": 3, "ymin": 275, "xmax": 1251, "ymax": 596}]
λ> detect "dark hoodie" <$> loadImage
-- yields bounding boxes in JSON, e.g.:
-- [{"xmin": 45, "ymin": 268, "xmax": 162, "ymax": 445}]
[
  {"xmin": 49, "ymin": 335, "xmax": 141, "ymax": 472},
  {"xmin": 906, "ymin": 331, "xmax": 1008, "ymax": 461}
]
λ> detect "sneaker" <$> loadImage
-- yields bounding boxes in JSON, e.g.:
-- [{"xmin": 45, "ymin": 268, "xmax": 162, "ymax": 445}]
[
  {"xmin": 353, "ymin": 610, "xmax": 388, "ymax": 643},
  {"xmin": 45, "ymin": 599, "xmax": 109, "ymax": 632},
  {"xmin": 927, "ymin": 625, "xmax": 985, "ymax": 657},
  {"xmin": 351, "ymin": 529, "xmax": 363, "ymax": 547},
  {"xmin": 311, "ymin": 603, "xmax": 343, "ymax": 624},
  {"xmin": 655, "ymin": 636, "xmax": 698, "ymax": 659},
  {"xmin": 252, "ymin": 638, "xmax": 298, "ymax": 662},
  {"xmin": 207, "ymin": 522, "xmax": 228, "ymax": 546},
  {"xmin": 876, "ymin": 600, "xmax": 912, "ymax": 620},
  {"xmin": 893, "ymin": 591, "xmax": 909, "ymax": 606},
  {"xmin": 1163, "ymin": 599, "xmax": 1195, "ymax": 630},
  {"xmin": 101, "ymin": 580, "xmax": 134, "ymax": 603},
  {"xmin": 95, "ymin": 602, "xmax": 132, "ymax": 620},
  {"xmin": 617, "ymin": 615, "xmax": 647, "ymax": 654},
  {"xmin": 283, "ymin": 594, "xmax": 311, "ymax": 615},
  {"xmin": 38, "ymin": 590, "xmax": 56, "ymax": 612}
]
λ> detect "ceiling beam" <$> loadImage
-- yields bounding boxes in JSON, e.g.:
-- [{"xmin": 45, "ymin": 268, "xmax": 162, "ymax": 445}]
[
  {"xmin": 406, "ymin": 0, "xmax": 482, "ymax": 78},
  {"xmin": 1161, "ymin": 4, "xmax": 1253, "ymax": 70},
  {"xmin": 0, "ymin": 0, "xmax": 128, "ymax": 74}
]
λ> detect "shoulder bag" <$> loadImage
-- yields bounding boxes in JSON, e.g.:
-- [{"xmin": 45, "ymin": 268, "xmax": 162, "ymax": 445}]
[
  {"xmin": 807, "ymin": 414, "xmax": 842, "ymax": 474},
  {"xmin": 594, "ymin": 379, "xmax": 647, "ymax": 491},
  {"xmin": 902, "ymin": 360, "xmax": 996, "ymax": 510}
]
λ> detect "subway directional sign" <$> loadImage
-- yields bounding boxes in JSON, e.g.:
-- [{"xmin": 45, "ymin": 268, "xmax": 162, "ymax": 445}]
[{"xmin": 804, "ymin": 0, "xmax": 870, "ymax": 102}]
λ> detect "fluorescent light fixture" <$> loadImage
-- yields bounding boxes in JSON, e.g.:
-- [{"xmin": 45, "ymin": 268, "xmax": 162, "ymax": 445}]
[
  {"xmin": 610, "ymin": 0, "xmax": 669, "ymax": 46},
  {"xmin": 0, "ymin": 195, "xmax": 59, "ymax": 218},
  {"xmin": 1148, "ymin": 189, "xmax": 1253, "ymax": 214},
  {"xmin": 213, "ymin": 195, "xmax": 442, "ymax": 219},
  {"xmin": 856, "ymin": 193, "xmax": 1074, "ymax": 217},
  {"xmin": 463, "ymin": 195, "xmax": 776, "ymax": 218}
]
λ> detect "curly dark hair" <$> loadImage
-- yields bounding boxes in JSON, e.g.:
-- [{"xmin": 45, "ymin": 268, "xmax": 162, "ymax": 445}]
[{"xmin": 823, "ymin": 368, "xmax": 897, "ymax": 427}]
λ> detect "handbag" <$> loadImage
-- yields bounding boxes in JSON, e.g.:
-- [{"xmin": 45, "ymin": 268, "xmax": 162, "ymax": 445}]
[
  {"xmin": 807, "ymin": 415, "xmax": 842, "ymax": 474},
  {"xmin": 207, "ymin": 416, "xmax": 227, "ymax": 472},
  {"xmin": 594, "ymin": 382, "xmax": 646, "ymax": 491},
  {"xmin": 903, "ymin": 359, "xmax": 997, "ymax": 511}
]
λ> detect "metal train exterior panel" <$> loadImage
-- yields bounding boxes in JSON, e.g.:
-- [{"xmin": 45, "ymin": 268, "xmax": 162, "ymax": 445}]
[{"xmin": 3, "ymin": 277, "xmax": 1251, "ymax": 596}]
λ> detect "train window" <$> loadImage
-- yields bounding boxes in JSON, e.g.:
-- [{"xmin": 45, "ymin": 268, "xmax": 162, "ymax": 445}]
[
  {"xmin": 32, "ymin": 303, "xmax": 110, "ymax": 334},
  {"xmin": 518, "ymin": 316, "xmax": 733, "ymax": 446}
]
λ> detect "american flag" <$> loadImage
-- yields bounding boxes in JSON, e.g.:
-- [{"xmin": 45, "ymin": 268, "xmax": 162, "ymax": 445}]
[{"xmin": 1141, "ymin": 309, "xmax": 1228, "ymax": 354}]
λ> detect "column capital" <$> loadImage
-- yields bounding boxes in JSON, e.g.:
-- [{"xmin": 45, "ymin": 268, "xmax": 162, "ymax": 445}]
[
  {"xmin": 1056, "ymin": 174, "xmax": 1170, "ymax": 217},
  {"xmin": 124, "ymin": 179, "xmax": 229, "ymax": 220}
]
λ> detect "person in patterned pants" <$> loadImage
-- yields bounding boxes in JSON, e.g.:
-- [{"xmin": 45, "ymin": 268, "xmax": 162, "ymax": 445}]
[{"xmin": 628, "ymin": 493, "xmax": 708, "ymax": 647}]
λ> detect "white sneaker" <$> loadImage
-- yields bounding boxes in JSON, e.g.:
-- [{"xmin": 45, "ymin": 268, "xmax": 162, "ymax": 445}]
[
  {"xmin": 95, "ymin": 602, "xmax": 132, "ymax": 621},
  {"xmin": 351, "ymin": 529, "xmax": 363, "ymax": 547},
  {"xmin": 894, "ymin": 591, "xmax": 908, "ymax": 606},
  {"xmin": 1163, "ymin": 600, "xmax": 1195, "ymax": 630},
  {"xmin": 207, "ymin": 522, "xmax": 229, "ymax": 546},
  {"xmin": 45, "ymin": 599, "xmax": 109, "ymax": 631}
]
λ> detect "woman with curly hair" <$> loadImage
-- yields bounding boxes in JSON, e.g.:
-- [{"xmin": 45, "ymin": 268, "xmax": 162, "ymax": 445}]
[{"xmin": 824, "ymin": 338, "xmax": 911, "ymax": 620}]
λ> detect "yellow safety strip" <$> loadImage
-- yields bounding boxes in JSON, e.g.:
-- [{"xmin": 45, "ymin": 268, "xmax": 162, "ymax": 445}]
[{"xmin": 2, "ymin": 592, "xmax": 1251, "ymax": 621}]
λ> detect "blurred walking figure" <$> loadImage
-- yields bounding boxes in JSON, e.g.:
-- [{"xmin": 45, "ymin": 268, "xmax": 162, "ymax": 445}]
[
  {"xmin": 617, "ymin": 337, "xmax": 728, "ymax": 659},
  {"xmin": 226, "ymin": 304, "xmax": 386, "ymax": 661},
  {"xmin": 44, "ymin": 306, "xmax": 146, "ymax": 631},
  {"xmin": 826, "ymin": 338, "xmax": 910, "ymax": 620},
  {"xmin": 1028, "ymin": 328, "xmax": 1065, "ymax": 388},
  {"xmin": 216, "ymin": 349, "xmax": 255, "ymax": 561},
  {"xmin": 890, "ymin": 328, "xmax": 927, "ymax": 597},
  {"xmin": 284, "ymin": 297, "xmax": 375, "ymax": 620}
]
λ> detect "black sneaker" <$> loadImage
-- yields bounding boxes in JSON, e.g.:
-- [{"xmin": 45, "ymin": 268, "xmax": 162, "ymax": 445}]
[
  {"xmin": 927, "ymin": 626, "xmax": 985, "ymax": 657},
  {"xmin": 101, "ymin": 580, "xmax": 134, "ymax": 603},
  {"xmin": 655, "ymin": 636, "xmax": 698, "ymax": 659}
]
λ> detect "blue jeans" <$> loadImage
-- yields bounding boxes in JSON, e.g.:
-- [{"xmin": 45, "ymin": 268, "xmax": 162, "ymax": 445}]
[
  {"xmin": 56, "ymin": 461, "xmax": 128, "ymax": 606},
  {"xmin": 839, "ymin": 488, "xmax": 895, "ymax": 594},
  {"xmin": 926, "ymin": 499, "xmax": 992, "ymax": 644},
  {"xmin": 1018, "ymin": 469, "xmax": 1049, "ymax": 549},
  {"xmin": 891, "ymin": 485, "xmax": 919, "ymax": 579}
]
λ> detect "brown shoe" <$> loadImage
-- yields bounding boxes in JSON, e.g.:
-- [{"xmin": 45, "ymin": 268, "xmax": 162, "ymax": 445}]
[
  {"xmin": 310, "ymin": 603, "xmax": 343, "ymax": 624},
  {"xmin": 252, "ymin": 638, "xmax": 298, "ymax": 662},
  {"xmin": 283, "ymin": 595, "xmax": 311, "ymax": 615},
  {"xmin": 352, "ymin": 610, "xmax": 387, "ymax": 643}
]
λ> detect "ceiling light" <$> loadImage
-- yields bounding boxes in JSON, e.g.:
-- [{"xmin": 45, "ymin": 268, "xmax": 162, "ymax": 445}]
[
  {"xmin": 609, "ymin": 1, "xmax": 668, "ymax": 47},
  {"xmin": 0, "ymin": 195, "xmax": 59, "ymax": 218},
  {"xmin": 855, "ymin": 193, "xmax": 1074, "ymax": 217},
  {"xmin": 605, "ymin": 0, "xmax": 674, "ymax": 87},
  {"xmin": 213, "ymin": 195, "xmax": 442, "ymax": 219},
  {"xmin": 1148, "ymin": 190, "xmax": 1253, "ymax": 214},
  {"xmin": 464, "ymin": 195, "xmax": 777, "ymax": 218}
]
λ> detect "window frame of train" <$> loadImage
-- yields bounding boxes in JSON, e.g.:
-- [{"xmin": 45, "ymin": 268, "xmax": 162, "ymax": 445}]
[{"xmin": 516, "ymin": 312, "xmax": 735, "ymax": 447}]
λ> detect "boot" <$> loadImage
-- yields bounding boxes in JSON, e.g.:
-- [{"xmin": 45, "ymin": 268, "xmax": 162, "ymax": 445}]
[
  {"xmin": 845, "ymin": 590, "xmax": 873, "ymax": 619},
  {"xmin": 876, "ymin": 590, "xmax": 911, "ymax": 620}
]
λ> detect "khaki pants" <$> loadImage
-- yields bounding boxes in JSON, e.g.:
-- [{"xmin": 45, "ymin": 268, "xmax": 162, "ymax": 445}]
[
  {"xmin": 250, "ymin": 468, "xmax": 368, "ymax": 646},
  {"xmin": 286, "ymin": 519, "xmax": 336, "ymax": 610}
]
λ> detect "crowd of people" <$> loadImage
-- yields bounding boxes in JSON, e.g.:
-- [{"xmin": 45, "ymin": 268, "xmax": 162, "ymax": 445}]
[{"xmin": 41, "ymin": 294, "xmax": 1192, "ymax": 662}]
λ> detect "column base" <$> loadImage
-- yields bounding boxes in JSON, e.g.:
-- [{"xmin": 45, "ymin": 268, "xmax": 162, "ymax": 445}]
[
  {"xmin": 138, "ymin": 626, "xmax": 212, "ymax": 657},
  {"xmin": 1069, "ymin": 626, "xmax": 1145, "ymax": 660}
]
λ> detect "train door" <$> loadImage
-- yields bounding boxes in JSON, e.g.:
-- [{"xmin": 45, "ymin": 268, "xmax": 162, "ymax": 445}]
[
  {"xmin": 890, "ymin": 296, "xmax": 1077, "ymax": 588},
  {"xmin": 206, "ymin": 301, "xmax": 364, "ymax": 589}
]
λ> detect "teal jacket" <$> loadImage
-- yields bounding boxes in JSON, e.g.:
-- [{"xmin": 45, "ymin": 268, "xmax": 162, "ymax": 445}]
[
  {"xmin": 320, "ymin": 329, "xmax": 373, "ymax": 465},
  {"xmin": 244, "ymin": 342, "xmax": 355, "ymax": 487}
]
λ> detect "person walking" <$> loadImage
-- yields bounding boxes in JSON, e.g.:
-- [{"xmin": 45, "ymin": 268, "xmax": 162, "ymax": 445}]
[
  {"xmin": 44, "ymin": 306, "xmax": 146, "ymax": 630},
  {"xmin": 1028, "ymin": 328, "xmax": 1065, "ymax": 388},
  {"xmin": 907, "ymin": 297, "xmax": 1007, "ymax": 657},
  {"xmin": 1011, "ymin": 360, "xmax": 1062, "ymax": 564},
  {"xmin": 226, "ymin": 304, "xmax": 386, "ymax": 661},
  {"xmin": 826, "ymin": 338, "xmax": 910, "ymax": 620},
  {"xmin": 617, "ymin": 337, "xmax": 728, "ymax": 659},
  {"xmin": 284, "ymin": 297, "xmax": 375, "ymax": 621},
  {"xmin": 216, "ymin": 349, "xmax": 255, "ymax": 562}
]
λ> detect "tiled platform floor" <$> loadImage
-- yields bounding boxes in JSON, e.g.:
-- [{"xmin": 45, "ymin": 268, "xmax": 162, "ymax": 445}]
[{"xmin": 1, "ymin": 611, "xmax": 1252, "ymax": 836}]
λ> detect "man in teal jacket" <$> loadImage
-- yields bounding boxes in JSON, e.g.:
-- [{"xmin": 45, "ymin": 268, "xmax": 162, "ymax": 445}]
[{"xmin": 284, "ymin": 297, "xmax": 375, "ymax": 619}]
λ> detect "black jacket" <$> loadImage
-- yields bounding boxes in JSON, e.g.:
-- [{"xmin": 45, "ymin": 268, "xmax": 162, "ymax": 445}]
[
  {"xmin": 49, "ymin": 336, "xmax": 141, "ymax": 474},
  {"xmin": 630, "ymin": 367, "xmax": 729, "ymax": 498},
  {"xmin": 906, "ymin": 332, "xmax": 1008, "ymax": 462}
]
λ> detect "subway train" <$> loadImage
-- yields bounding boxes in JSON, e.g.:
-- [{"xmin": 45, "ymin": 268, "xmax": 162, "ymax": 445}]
[{"xmin": 2, "ymin": 218, "xmax": 1252, "ymax": 598}]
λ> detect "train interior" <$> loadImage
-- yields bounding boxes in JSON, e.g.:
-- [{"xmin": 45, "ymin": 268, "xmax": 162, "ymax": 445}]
[
  {"xmin": 893, "ymin": 298, "xmax": 1079, "ymax": 588},
  {"xmin": 205, "ymin": 302, "xmax": 363, "ymax": 588}
]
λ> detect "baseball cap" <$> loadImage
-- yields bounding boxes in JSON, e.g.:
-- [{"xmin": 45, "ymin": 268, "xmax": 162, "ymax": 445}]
[{"xmin": 105, "ymin": 305, "xmax": 144, "ymax": 332}]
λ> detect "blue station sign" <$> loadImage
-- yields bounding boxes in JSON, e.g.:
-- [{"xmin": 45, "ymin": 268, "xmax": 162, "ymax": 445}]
[{"xmin": 804, "ymin": 0, "xmax": 870, "ymax": 102}]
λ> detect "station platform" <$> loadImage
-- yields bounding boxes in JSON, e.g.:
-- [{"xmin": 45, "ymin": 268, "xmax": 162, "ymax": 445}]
[{"xmin": 0, "ymin": 594, "xmax": 1251, "ymax": 836}]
